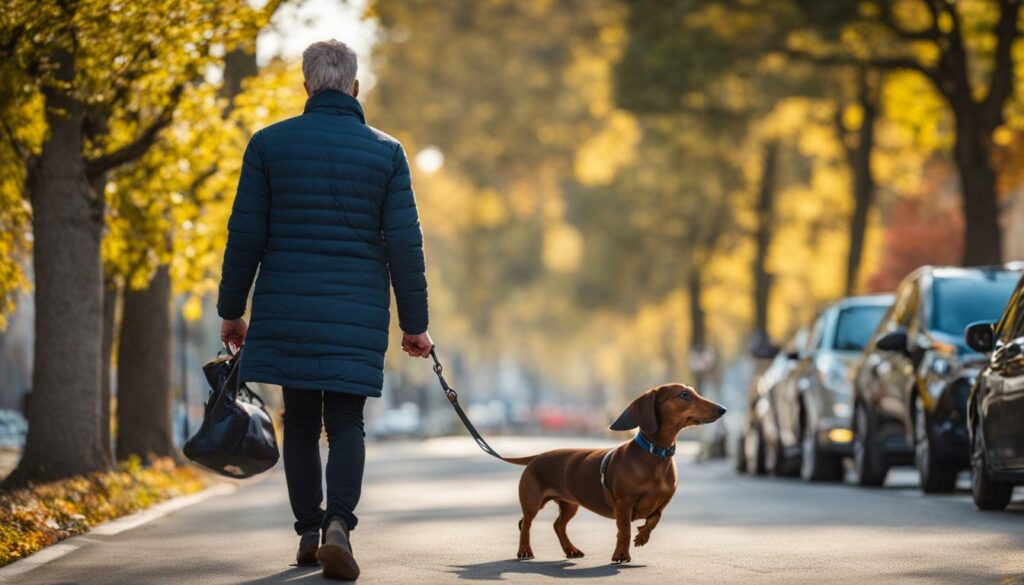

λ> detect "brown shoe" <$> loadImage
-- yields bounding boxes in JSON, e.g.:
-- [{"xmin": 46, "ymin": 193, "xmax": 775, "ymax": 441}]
[
  {"xmin": 316, "ymin": 519, "xmax": 360, "ymax": 580},
  {"xmin": 296, "ymin": 530, "xmax": 319, "ymax": 566}
]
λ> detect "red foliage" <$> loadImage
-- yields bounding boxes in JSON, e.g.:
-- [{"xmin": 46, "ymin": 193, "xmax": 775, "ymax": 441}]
[{"xmin": 866, "ymin": 197, "xmax": 964, "ymax": 293}]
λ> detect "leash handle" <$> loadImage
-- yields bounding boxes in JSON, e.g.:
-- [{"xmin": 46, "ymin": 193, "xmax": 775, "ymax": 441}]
[{"xmin": 429, "ymin": 347, "xmax": 505, "ymax": 461}]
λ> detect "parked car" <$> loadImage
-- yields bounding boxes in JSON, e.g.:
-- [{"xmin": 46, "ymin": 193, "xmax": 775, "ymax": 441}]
[
  {"xmin": 963, "ymin": 273, "xmax": 1024, "ymax": 510},
  {"xmin": 765, "ymin": 295, "xmax": 894, "ymax": 482},
  {"xmin": 851, "ymin": 266, "xmax": 1022, "ymax": 491},
  {"xmin": 0, "ymin": 409, "xmax": 27, "ymax": 449},
  {"xmin": 739, "ymin": 328, "xmax": 807, "ymax": 476}
]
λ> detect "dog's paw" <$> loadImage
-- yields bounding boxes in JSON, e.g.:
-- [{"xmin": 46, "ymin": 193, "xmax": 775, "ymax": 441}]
[
  {"xmin": 611, "ymin": 550, "xmax": 631, "ymax": 564},
  {"xmin": 517, "ymin": 547, "xmax": 534, "ymax": 560},
  {"xmin": 563, "ymin": 547, "xmax": 585, "ymax": 559},
  {"xmin": 634, "ymin": 533, "xmax": 649, "ymax": 547}
]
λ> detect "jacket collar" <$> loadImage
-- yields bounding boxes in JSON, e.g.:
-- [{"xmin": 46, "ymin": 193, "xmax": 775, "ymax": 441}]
[{"xmin": 303, "ymin": 90, "xmax": 366, "ymax": 124}]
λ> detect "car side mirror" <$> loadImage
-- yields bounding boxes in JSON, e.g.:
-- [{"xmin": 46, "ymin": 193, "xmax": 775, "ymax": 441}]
[
  {"xmin": 876, "ymin": 330, "xmax": 909, "ymax": 354},
  {"xmin": 964, "ymin": 321, "xmax": 995, "ymax": 354},
  {"xmin": 750, "ymin": 342, "xmax": 780, "ymax": 360}
]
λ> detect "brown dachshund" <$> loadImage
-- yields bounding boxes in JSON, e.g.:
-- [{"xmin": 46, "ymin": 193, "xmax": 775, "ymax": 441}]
[{"xmin": 506, "ymin": 384, "xmax": 726, "ymax": 563}]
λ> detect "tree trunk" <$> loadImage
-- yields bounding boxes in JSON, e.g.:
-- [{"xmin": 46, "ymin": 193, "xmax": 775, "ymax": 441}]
[
  {"xmin": 5, "ymin": 50, "xmax": 110, "ymax": 486},
  {"xmin": 116, "ymin": 264, "xmax": 175, "ymax": 460},
  {"xmin": 100, "ymin": 278, "xmax": 119, "ymax": 460},
  {"xmin": 92, "ymin": 155, "xmax": 116, "ymax": 462},
  {"xmin": 841, "ymin": 69, "xmax": 879, "ymax": 295},
  {"xmin": 220, "ymin": 44, "xmax": 259, "ymax": 115},
  {"xmin": 954, "ymin": 114, "xmax": 1003, "ymax": 266},
  {"xmin": 752, "ymin": 141, "xmax": 778, "ymax": 348},
  {"xmin": 687, "ymin": 269, "xmax": 707, "ymax": 390}
]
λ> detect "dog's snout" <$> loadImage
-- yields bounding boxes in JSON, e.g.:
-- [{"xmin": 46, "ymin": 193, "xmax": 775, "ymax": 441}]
[{"xmin": 716, "ymin": 406, "xmax": 727, "ymax": 417}]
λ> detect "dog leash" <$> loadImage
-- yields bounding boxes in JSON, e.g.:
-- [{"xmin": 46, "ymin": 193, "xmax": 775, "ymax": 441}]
[{"xmin": 429, "ymin": 347, "xmax": 506, "ymax": 461}]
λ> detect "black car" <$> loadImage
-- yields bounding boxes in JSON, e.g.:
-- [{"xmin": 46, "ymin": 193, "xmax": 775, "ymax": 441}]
[
  {"xmin": 764, "ymin": 295, "xmax": 893, "ymax": 482},
  {"xmin": 964, "ymin": 273, "xmax": 1024, "ymax": 510},
  {"xmin": 851, "ymin": 266, "xmax": 1021, "ymax": 491}
]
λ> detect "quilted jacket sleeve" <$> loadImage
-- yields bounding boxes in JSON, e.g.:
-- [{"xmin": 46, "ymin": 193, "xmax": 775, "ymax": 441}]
[
  {"xmin": 217, "ymin": 131, "xmax": 270, "ymax": 320},
  {"xmin": 382, "ymin": 143, "xmax": 429, "ymax": 335}
]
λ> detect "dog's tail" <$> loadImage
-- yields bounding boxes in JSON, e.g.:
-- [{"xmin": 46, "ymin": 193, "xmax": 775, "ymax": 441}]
[{"xmin": 501, "ymin": 455, "xmax": 537, "ymax": 466}]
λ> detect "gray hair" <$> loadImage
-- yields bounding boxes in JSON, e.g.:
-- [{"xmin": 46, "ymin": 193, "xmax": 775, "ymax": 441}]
[{"xmin": 302, "ymin": 40, "xmax": 358, "ymax": 96}]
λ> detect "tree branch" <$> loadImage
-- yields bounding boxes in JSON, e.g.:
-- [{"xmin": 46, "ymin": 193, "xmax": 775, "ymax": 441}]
[
  {"xmin": 782, "ymin": 48, "xmax": 939, "ymax": 84},
  {"xmin": 982, "ymin": 0, "xmax": 1021, "ymax": 127},
  {"xmin": 0, "ymin": 113, "xmax": 32, "ymax": 165},
  {"xmin": 84, "ymin": 85, "xmax": 184, "ymax": 179}
]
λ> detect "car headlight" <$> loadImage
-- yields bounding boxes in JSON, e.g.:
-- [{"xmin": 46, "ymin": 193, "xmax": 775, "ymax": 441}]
[
  {"xmin": 931, "ymin": 356, "xmax": 952, "ymax": 376},
  {"xmin": 819, "ymin": 356, "xmax": 852, "ymax": 395},
  {"xmin": 832, "ymin": 402, "xmax": 851, "ymax": 418},
  {"xmin": 826, "ymin": 366, "xmax": 848, "ymax": 391}
]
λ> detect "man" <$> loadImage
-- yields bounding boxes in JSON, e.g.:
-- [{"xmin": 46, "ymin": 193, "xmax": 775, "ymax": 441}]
[{"xmin": 217, "ymin": 39, "xmax": 432, "ymax": 581}]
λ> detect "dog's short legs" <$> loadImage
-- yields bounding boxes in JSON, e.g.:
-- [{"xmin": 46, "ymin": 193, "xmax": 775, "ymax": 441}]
[
  {"xmin": 553, "ymin": 500, "xmax": 584, "ymax": 558},
  {"xmin": 611, "ymin": 500, "xmax": 633, "ymax": 563},
  {"xmin": 517, "ymin": 512, "xmax": 536, "ymax": 560},
  {"xmin": 517, "ymin": 498, "xmax": 540, "ymax": 560},
  {"xmin": 634, "ymin": 511, "xmax": 661, "ymax": 547}
]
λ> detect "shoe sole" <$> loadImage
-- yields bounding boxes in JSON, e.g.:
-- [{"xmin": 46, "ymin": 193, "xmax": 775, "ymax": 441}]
[
  {"xmin": 296, "ymin": 550, "xmax": 319, "ymax": 566},
  {"xmin": 317, "ymin": 543, "xmax": 360, "ymax": 580}
]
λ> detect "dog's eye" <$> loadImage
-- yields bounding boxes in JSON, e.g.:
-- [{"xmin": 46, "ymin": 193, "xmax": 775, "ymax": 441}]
[{"xmin": 678, "ymin": 391, "xmax": 692, "ymax": 401}]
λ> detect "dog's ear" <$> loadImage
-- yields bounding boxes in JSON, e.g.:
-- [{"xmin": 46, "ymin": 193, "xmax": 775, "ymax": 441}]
[{"xmin": 609, "ymin": 389, "xmax": 659, "ymax": 436}]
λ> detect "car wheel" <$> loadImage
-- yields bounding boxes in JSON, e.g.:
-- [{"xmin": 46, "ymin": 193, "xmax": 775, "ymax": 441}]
[
  {"xmin": 801, "ymin": 427, "xmax": 844, "ymax": 482},
  {"xmin": 745, "ymin": 424, "xmax": 767, "ymax": 476},
  {"xmin": 971, "ymin": 422, "xmax": 1013, "ymax": 511},
  {"xmin": 735, "ymin": 433, "xmax": 748, "ymax": 474},
  {"xmin": 914, "ymin": 403, "xmax": 958, "ymax": 494},
  {"xmin": 853, "ymin": 401, "xmax": 888, "ymax": 487},
  {"xmin": 768, "ymin": 441, "xmax": 800, "ymax": 478}
]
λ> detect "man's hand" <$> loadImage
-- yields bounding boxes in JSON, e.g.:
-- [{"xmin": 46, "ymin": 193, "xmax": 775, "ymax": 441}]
[
  {"xmin": 401, "ymin": 331, "xmax": 433, "ymax": 358},
  {"xmin": 221, "ymin": 318, "xmax": 248, "ymax": 352}
]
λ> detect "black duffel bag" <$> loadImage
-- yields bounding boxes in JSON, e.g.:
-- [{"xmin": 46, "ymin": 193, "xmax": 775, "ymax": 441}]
[{"xmin": 184, "ymin": 348, "xmax": 279, "ymax": 478}]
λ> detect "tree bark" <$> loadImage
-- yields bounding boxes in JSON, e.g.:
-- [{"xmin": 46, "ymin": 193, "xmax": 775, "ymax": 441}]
[
  {"xmin": 220, "ymin": 44, "xmax": 259, "ymax": 116},
  {"xmin": 116, "ymin": 265, "xmax": 175, "ymax": 460},
  {"xmin": 5, "ymin": 49, "xmax": 110, "ymax": 486},
  {"xmin": 100, "ymin": 278, "xmax": 119, "ymax": 460},
  {"xmin": 841, "ymin": 69, "xmax": 879, "ymax": 295},
  {"xmin": 687, "ymin": 269, "xmax": 707, "ymax": 389},
  {"xmin": 954, "ymin": 113, "xmax": 1003, "ymax": 266},
  {"xmin": 752, "ymin": 141, "xmax": 778, "ymax": 347}
]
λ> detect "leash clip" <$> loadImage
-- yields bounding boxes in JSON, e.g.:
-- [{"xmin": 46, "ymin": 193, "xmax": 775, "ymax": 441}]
[{"xmin": 430, "ymin": 347, "xmax": 458, "ymax": 403}]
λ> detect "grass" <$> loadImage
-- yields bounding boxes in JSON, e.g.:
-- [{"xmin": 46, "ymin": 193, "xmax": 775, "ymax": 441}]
[{"xmin": 0, "ymin": 457, "xmax": 210, "ymax": 567}]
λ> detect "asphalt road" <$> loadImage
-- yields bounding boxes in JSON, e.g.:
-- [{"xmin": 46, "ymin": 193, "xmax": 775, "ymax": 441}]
[{"xmin": 8, "ymin": 436, "xmax": 1024, "ymax": 585}]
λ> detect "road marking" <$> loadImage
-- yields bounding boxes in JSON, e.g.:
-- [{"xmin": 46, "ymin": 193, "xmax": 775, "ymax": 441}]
[{"xmin": 0, "ymin": 482, "xmax": 237, "ymax": 582}]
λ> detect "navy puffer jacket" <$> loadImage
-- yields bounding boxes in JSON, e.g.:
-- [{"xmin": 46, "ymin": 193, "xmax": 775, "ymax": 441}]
[{"xmin": 217, "ymin": 90, "xmax": 428, "ymax": 397}]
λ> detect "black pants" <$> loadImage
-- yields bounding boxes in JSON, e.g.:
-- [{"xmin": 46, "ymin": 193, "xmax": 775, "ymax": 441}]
[{"xmin": 282, "ymin": 387, "xmax": 366, "ymax": 535}]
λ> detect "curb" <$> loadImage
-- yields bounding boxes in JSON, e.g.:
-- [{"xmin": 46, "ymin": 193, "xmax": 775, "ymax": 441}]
[{"xmin": 0, "ymin": 482, "xmax": 237, "ymax": 582}]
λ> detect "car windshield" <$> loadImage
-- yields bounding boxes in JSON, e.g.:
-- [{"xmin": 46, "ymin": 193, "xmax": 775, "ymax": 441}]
[
  {"xmin": 833, "ymin": 305, "xmax": 888, "ymax": 351},
  {"xmin": 931, "ymin": 272, "xmax": 1019, "ymax": 337}
]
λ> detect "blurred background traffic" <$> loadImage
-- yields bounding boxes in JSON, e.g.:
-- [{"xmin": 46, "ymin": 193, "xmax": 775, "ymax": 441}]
[{"xmin": 2, "ymin": 0, "xmax": 1024, "ymax": 510}]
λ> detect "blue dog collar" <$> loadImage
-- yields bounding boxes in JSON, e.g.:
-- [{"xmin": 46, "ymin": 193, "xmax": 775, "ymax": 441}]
[{"xmin": 634, "ymin": 432, "xmax": 675, "ymax": 459}]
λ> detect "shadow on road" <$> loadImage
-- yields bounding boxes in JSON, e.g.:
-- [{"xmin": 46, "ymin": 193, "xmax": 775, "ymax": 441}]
[
  {"xmin": 238, "ymin": 565, "xmax": 326, "ymax": 584},
  {"xmin": 448, "ymin": 559, "xmax": 646, "ymax": 580}
]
